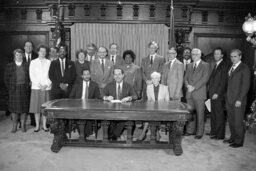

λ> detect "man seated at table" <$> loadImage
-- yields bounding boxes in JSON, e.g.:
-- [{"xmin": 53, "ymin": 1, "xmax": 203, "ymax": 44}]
[
  {"xmin": 136, "ymin": 71, "xmax": 170, "ymax": 141},
  {"xmin": 103, "ymin": 68, "xmax": 138, "ymax": 140},
  {"xmin": 69, "ymin": 69, "xmax": 100, "ymax": 138}
]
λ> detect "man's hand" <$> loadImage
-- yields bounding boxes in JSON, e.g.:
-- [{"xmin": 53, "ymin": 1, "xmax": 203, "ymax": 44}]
[
  {"xmin": 187, "ymin": 85, "xmax": 195, "ymax": 92},
  {"xmin": 235, "ymin": 100, "xmax": 241, "ymax": 107},
  {"xmin": 121, "ymin": 97, "xmax": 132, "ymax": 103},
  {"xmin": 104, "ymin": 96, "xmax": 114, "ymax": 101},
  {"xmin": 60, "ymin": 83, "xmax": 68, "ymax": 91},
  {"xmin": 212, "ymin": 94, "xmax": 218, "ymax": 100}
]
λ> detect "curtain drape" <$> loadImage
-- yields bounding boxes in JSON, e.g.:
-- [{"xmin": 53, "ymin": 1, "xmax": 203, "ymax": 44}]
[{"xmin": 71, "ymin": 23, "xmax": 169, "ymax": 65}]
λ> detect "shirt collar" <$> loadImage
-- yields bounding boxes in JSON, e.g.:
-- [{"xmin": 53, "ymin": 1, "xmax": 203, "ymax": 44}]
[
  {"xmin": 59, "ymin": 58, "xmax": 66, "ymax": 62},
  {"xmin": 15, "ymin": 61, "xmax": 22, "ymax": 66},
  {"xmin": 116, "ymin": 81, "xmax": 123, "ymax": 88},
  {"xmin": 232, "ymin": 61, "xmax": 241, "ymax": 69},
  {"xmin": 216, "ymin": 59, "xmax": 223, "ymax": 67},
  {"xmin": 83, "ymin": 80, "xmax": 90, "ymax": 85},
  {"xmin": 194, "ymin": 59, "xmax": 201, "ymax": 66},
  {"xmin": 183, "ymin": 58, "xmax": 191, "ymax": 63}
]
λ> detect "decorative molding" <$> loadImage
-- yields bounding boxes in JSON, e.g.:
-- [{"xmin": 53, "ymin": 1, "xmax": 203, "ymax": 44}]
[
  {"xmin": 149, "ymin": 5, "xmax": 155, "ymax": 18},
  {"xmin": 36, "ymin": 9, "xmax": 42, "ymax": 20},
  {"xmin": 201, "ymin": 11, "xmax": 208, "ymax": 23},
  {"xmin": 21, "ymin": 8, "xmax": 27, "ymax": 20},
  {"xmin": 100, "ymin": 4, "xmax": 106, "ymax": 17},
  {"xmin": 68, "ymin": 4, "xmax": 75, "ymax": 17},
  {"xmin": 84, "ymin": 4, "xmax": 90, "ymax": 16},
  {"xmin": 133, "ymin": 4, "xmax": 139, "ymax": 19},
  {"xmin": 117, "ymin": 4, "xmax": 123, "ymax": 18}
]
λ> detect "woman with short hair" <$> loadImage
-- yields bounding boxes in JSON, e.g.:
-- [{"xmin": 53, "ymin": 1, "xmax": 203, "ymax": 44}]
[
  {"xmin": 4, "ymin": 49, "xmax": 30, "ymax": 133},
  {"xmin": 29, "ymin": 45, "xmax": 52, "ymax": 132},
  {"xmin": 74, "ymin": 49, "xmax": 90, "ymax": 83}
]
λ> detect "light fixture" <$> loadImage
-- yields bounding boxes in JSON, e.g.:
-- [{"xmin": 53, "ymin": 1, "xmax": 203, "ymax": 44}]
[{"xmin": 242, "ymin": 13, "xmax": 256, "ymax": 46}]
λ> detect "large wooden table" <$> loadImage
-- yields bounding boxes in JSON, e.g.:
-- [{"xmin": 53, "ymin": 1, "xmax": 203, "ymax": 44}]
[{"xmin": 42, "ymin": 99, "xmax": 192, "ymax": 156}]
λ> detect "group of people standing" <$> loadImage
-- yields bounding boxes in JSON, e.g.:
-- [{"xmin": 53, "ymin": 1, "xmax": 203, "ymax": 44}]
[{"xmin": 4, "ymin": 40, "xmax": 251, "ymax": 148}]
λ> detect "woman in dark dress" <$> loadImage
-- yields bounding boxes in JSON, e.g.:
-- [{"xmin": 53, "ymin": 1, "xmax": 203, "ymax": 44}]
[
  {"xmin": 119, "ymin": 50, "xmax": 143, "ymax": 99},
  {"xmin": 4, "ymin": 49, "xmax": 30, "ymax": 133},
  {"xmin": 74, "ymin": 49, "xmax": 90, "ymax": 83}
]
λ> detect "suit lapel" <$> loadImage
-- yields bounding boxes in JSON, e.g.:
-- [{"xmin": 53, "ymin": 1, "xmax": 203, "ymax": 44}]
[
  {"xmin": 193, "ymin": 61, "xmax": 203, "ymax": 75},
  {"xmin": 230, "ymin": 63, "xmax": 242, "ymax": 78}
]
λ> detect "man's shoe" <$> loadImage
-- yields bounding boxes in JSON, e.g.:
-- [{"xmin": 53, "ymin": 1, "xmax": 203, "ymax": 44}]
[
  {"xmin": 195, "ymin": 135, "xmax": 203, "ymax": 139},
  {"xmin": 229, "ymin": 143, "xmax": 243, "ymax": 148},
  {"xmin": 184, "ymin": 133, "xmax": 194, "ymax": 136},
  {"xmin": 223, "ymin": 139, "xmax": 234, "ymax": 144},
  {"xmin": 108, "ymin": 134, "xmax": 117, "ymax": 141},
  {"xmin": 210, "ymin": 135, "xmax": 217, "ymax": 139}
]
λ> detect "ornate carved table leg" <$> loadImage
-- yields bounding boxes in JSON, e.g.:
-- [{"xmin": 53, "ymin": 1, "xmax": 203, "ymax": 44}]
[
  {"xmin": 172, "ymin": 121, "xmax": 185, "ymax": 156},
  {"xmin": 77, "ymin": 120, "xmax": 86, "ymax": 142},
  {"xmin": 102, "ymin": 121, "xmax": 110, "ymax": 142},
  {"xmin": 50, "ymin": 119, "xmax": 66, "ymax": 153},
  {"xmin": 149, "ymin": 122, "xmax": 158, "ymax": 144},
  {"xmin": 126, "ymin": 121, "xmax": 134, "ymax": 144}
]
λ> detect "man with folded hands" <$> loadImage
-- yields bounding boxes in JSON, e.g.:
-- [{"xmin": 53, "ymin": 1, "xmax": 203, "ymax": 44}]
[{"xmin": 103, "ymin": 68, "xmax": 138, "ymax": 140}]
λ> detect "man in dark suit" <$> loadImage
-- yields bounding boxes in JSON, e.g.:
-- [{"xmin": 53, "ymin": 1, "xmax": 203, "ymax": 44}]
[
  {"xmin": 224, "ymin": 49, "xmax": 251, "ymax": 148},
  {"xmin": 141, "ymin": 41, "xmax": 165, "ymax": 99},
  {"xmin": 24, "ymin": 41, "xmax": 37, "ymax": 127},
  {"xmin": 103, "ymin": 68, "xmax": 138, "ymax": 140},
  {"xmin": 69, "ymin": 69, "xmax": 100, "ymax": 137},
  {"xmin": 184, "ymin": 48, "xmax": 210, "ymax": 139},
  {"xmin": 107, "ymin": 43, "xmax": 124, "ymax": 68},
  {"xmin": 49, "ymin": 44, "xmax": 76, "ymax": 99},
  {"xmin": 208, "ymin": 47, "xmax": 229, "ymax": 140},
  {"xmin": 179, "ymin": 47, "xmax": 192, "ymax": 103}
]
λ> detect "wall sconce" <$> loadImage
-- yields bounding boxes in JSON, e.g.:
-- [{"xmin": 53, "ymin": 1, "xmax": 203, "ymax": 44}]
[{"xmin": 242, "ymin": 13, "xmax": 256, "ymax": 46}]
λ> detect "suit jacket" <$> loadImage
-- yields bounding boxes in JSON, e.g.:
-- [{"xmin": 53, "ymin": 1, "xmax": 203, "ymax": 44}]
[
  {"xmin": 162, "ymin": 59, "xmax": 184, "ymax": 98},
  {"xmin": 147, "ymin": 84, "xmax": 170, "ymax": 101},
  {"xmin": 103, "ymin": 81, "xmax": 138, "ymax": 100},
  {"xmin": 23, "ymin": 51, "xmax": 37, "ymax": 64},
  {"xmin": 69, "ymin": 80, "xmax": 100, "ymax": 99},
  {"xmin": 141, "ymin": 54, "xmax": 165, "ymax": 82},
  {"xmin": 184, "ymin": 60, "xmax": 210, "ymax": 100},
  {"xmin": 226, "ymin": 62, "xmax": 251, "ymax": 104},
  {"xmin": 90, "ymin": 58, "xmax": 114, "ymax": 89},
  {"xmin": 49, "ymin": 58, "xmax": 76, "ymax": 93},
  {"xmin": 208, "ymin": 60, "xmax": 229, "ymax": 98},
  {"xmin": 107, "ymin": 55, "xmax": 124, "ymax": 68},
  {"xmin": 4, "ymin": 62, "xmax": 30, "ymax": 91}
]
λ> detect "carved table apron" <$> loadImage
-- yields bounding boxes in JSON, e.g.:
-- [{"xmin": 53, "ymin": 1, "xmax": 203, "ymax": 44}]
[{"xmin": 42, "ymin": 99, "xmax": 191, "ymax": 156}]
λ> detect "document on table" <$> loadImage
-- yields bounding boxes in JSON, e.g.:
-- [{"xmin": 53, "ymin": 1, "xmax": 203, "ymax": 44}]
[
  {"xmin": 205, "ymin": 99, "xmax": 211, "ymax": 112},
  {"xmin": 110, "ymin": 100, "xmax": 122, "ymax": 103}
]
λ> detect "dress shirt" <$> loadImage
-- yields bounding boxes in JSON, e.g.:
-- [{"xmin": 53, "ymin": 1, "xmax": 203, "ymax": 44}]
[
  {"xmin": 116, "ymin": 81, "xmax": 123, "ymax": 99},
  {"xmin": 82, "ymin": 81, "xmax": 90, "ymax": 99},
  {"xmin": 111, "ymin": 55, "xmax": 116, "ymax": 65},
  {"xmin": 59, "ymin": 58, "xmax": 66, "ymax": 76},
  {"xmin": 229, "ymin": 61, "xmax": 241, "ymax": 75},
  {"xmin": 25, "ymin": 53, "xmax": 32, "ymax": 63},
  {"xmin": 170, "ymin": 58, "xmax": 177, "ymax": 68},
  {"xmin": 183, "ymin": 59, "xmax": 191, "ymax": 70},
  {"xmin": 150, "ymin": 54, "xmax": 156, "ymax": 63},
  {"xmin": 193, "ymin": 59, "xmax": 201, "ymax": 69}
]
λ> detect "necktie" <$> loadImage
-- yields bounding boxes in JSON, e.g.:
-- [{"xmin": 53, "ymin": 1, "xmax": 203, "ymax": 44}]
[
  {"xmin": 111, "ymin": 56, "xmax": 115, "ymax": 64},
  {"xmin": 117, "ymin": 84, "xmax": 121, "ymax": 100},
  {"xmin": 85, "ymin": 82, "xmax": 89, "ymax": 99},
  {"xmin": 185, "ymin": 61, "xmax": 188, "ymax": 71},
  {"xmin": 229, "ymin": 65, "xmax": 235, "ymax": 76},
  {"xmin": 193, "ymin": 63, "xmax": 197, "ymax": 71},
  {"xmin": 150, "ymin": 56, "xmax": 153, "ymax": 65},
  {"xmin": 212, "ymin": 63, "xmax": 217, "ymax": 72},
  {"xmin": 61, "ymin": 59, "xmax": 65, "ymax": 77},
  {"xmin": 28, "ymin": 54, "xmax": 31, "ymax": 63},
  {"xmin": 101, "ymin": 59, "xmax": 105, "ymax": 73}
]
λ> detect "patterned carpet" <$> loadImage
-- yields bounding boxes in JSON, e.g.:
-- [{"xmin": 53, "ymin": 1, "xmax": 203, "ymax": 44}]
[{"xmin": 0, "ymin": 114, "xmax": 255, "ymax": 171}]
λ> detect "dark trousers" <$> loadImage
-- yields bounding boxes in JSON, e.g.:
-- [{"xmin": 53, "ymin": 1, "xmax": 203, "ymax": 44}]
[
  {"xmin": 50, "ymin": 89, "xmax": 70, "ymax": 100},
  {"xmin": 109, "ymin": 121, "xmax": 126, "ymax": 137},
  {"xmin": 226, "ymin": 101, "xmax": 246, "ymax": 145},
  {"xmin": 85, "ymin": 121, "xmax": 93, "ymax": 137},
  {"xmin": 186, "ymin": 98, "xmax": 205, "ymax": 136},
  {"xmin": 210, "ymin": 98, "xmax": 226, "ymax": 139}
]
